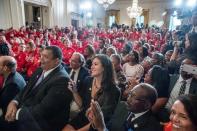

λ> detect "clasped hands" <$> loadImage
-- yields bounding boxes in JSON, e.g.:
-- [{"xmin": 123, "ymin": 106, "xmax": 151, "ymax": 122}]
[{"xmin": 86, "ymin": 100, "xmax": 106, "ymax": 131}]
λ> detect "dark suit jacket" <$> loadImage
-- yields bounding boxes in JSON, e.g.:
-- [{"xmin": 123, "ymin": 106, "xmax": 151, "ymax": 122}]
[
  {"xmin": 14, "ymin": 65, "xmax": 73, "ymax": 131},
  {"xmin": 68, "ymin": 67, "xmax": 90, "ymax": 105},
  {"xmin": 108, "ymin": 101, "xmax": 162, "ymax": 131},
  {"xmin": 0, "ymin": 72, "xmax": 26, "ymax": 116},
  {"xmin": 169, "ymin": 74, "xmax": 197, "ymax": 95}
]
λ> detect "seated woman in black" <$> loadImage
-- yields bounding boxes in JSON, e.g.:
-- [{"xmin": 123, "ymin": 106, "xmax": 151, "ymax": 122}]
[
  {"xmin": 63, "ymin": 54, "xmax": 121, "ymax": 131},
  {"xmin": 144, "ymin": 65, "xmax": 170, "ymax": 121}
]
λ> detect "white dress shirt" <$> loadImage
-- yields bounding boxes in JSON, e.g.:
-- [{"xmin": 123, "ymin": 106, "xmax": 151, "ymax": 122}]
[{"xmin": 166, "ymin": 75, "xmax": 192, "ymax": 109}]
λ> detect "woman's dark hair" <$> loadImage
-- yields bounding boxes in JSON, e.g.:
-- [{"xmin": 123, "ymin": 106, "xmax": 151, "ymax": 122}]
[
  {"xmin": 0, "ymin": 42, "xmax": 9, "ymax": 56},
  {"xmin": 152, "ymin": 52, "xmax": 164, "ymax": 67},
  {"xmin": 141, "ymin": 46, "xmax": 149, "ymax": 58},
  {"xmin": 187, "ymin": 32, "xmax": 197, "ymax": 48},
  {"xmin": 130, "ymin": 50, "xmax": 139, "ymax": 64},
  {"xmin": 94, "ymin": 54, "xmax": 116, "ymax": 91},
  {"xmin": 110, "ymin": 54, "xmax": 121, "ymax": 64},
  {"xmin": 150, "ymin": 65, "xmax": 170, "ymax": 97},
  {"xmin": 124, "ymin": 43, "xmax": 132, "ymax": 54},
  {"xmin": 184, "ymin": 32, "xmax": 197, "ymax": 64},
  {"xmin": 85, "ymin": 44, "xmax": 95, "ymax": 57},
  {"xmin": 177, "ymin": 94, "xmax": 197, "ymax": 128}
]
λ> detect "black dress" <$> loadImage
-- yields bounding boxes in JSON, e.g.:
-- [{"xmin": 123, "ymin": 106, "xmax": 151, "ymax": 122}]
[{"xmin": 69, "ymin": 77, "xmax": 121, "ymax": 130}]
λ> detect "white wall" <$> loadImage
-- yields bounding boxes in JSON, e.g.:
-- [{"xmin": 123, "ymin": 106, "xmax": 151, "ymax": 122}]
[
  {"xmin": 50, "ymin": 0, "xmax": 67, "ymax": 27},
  {"xmin": 0, "ymin": 0, "xmax": 107, "ymax": 29},
  {"xmin": 0, "ymin": 0, "xmax": 25, "ymax": 29},
  {"xmin": 0, "ymin": 0, "xmax": 12, "ymax": 29},
  {"xmin": 92, "ymin": 1, "xmax": 106, "ymax": 27},
  {"xmin": 108, "ymin": 0, "xmax": 173, "ymax": 26}
]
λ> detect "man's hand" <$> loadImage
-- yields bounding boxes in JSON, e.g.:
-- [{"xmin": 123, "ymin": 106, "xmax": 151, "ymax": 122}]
[
  {"xmin": 68, "ymin": 80, "xmax": 78, "ymax": 93},
  {"xmin": 90, "ymin": 100, "xmax": 106, "ymax": 131},
  {"xmin": 5, "ymin": 101, "xmax": 18, "ymax": 122}
]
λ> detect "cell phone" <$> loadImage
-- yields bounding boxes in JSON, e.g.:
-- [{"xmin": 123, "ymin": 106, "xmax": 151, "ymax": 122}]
[{"xmin": 182, "ymin": 64, "xmax": 197, "ymax": 75}]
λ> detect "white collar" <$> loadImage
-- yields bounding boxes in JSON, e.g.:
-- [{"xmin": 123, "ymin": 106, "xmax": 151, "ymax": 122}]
[
  {"xmin": 43, "ymin": 65, "xmax": 59, "ymax": 78},
  {"xmin": 132, "ymin": 110, "xmax": 149, "ymax": 121},
  {"xmin": 71, "ymin": 67, "xmax": 81, "ymax": 73}
]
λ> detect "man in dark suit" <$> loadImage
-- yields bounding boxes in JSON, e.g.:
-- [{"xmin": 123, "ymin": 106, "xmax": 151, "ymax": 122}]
[
  {"xmin": 89, "ymin": 83, "xmax": 162, "ymax": 131},
  {"xmin": 3, "ymin": 46, "xmax": 73, "ymax": 131},
  {"xmin": 0, "ymin": 56, "xmax": 26, "ymax": 130},
  {"xmin": 67, "ymin": 52, "xmax": 90, "ymax": 109}
]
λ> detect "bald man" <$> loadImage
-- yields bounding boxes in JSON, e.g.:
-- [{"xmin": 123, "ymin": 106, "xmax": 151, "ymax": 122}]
[{"xmin": 0, "ymin": 56, "xmax": 26, "ymax": 131}]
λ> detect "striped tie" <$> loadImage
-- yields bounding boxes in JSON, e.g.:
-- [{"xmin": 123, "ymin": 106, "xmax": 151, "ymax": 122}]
[{"xmin": 178, "ymin": 80, "xmax": 187, "ymax": 96}]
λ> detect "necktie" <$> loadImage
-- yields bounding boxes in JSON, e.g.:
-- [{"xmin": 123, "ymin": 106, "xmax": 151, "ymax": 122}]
[
  {"xmin": 124, "ymin": 112, "xmax": 135, "ymax": 131},
  {"xmin": 34, "ymin": 72, "xmax": 44, "ymax": 88},
  {"xmin": 178, "ymin": 80, "xmax": 187, "ymax": 96},
  {"xmin": 70, "ymin": 71, "xmax": 76, "ymax": 81}
]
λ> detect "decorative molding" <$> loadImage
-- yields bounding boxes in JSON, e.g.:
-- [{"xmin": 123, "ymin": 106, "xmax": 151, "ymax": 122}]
[
  {"xmin": 24, "ymin": 0, "xmax": 49, "ymax": 6},
  {"xmin": 106, "ymin": 9, "xmax": 120, "ymax": 12}
]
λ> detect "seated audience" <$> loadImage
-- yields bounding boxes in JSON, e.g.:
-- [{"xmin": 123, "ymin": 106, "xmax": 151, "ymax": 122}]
[
  {"xmin": 0, "ymin": 56, "xmax": 26, "ymax": 131},
  {"xmin": 62, "ymin": 38, "xmax": 75, "ymax": 65},
  {"xmin": 110, "ymin": 54, "xmax": 126, "ymax": 98},
  {"xmin": 144, "ymin": 65, "xmax": 170, "ymax": 121},
  {"xmin": 88, "ymin": 83, "xmax": 162, "ymax": 131},
  {"xmin": 63, "ymin": 54, "xmax": 120, "ymax": 131},
  {"xmin": 106, "ymin": 46, "xmax": 117, "ymax": 57},
  {"xmin": 0, "ymin": 42, "xmax": 10, "ymax": 89},
  {"xmin": 123, "ymin": 50, "xmax": 144, "ymax": 80},
  {"xmin": 67, "ymin": 52, "xmax": 90, "ymax": 119},
  {"xmin": 140, "ymin": 56, "xmax": 153, "ymax": 81},
  {"xmin": 84, "ymin": 44, "xmax": 95, "ymax": 69},
  {"xmin": 151, "ymin": 52, "xmax": 164, "ymax": 67},
  {"xmin": 24, "ymin": 41, "xmax": 40, "ymax": 78},
  {"xmin": 1, "ymin": 22, "xmax": 197, "ymax": 131},
  {"xmin": 138, "ymin": 46, "xmax": 149, "ymax": 62},
  {"xmin": 15, "ymin": 44, "xmax": 26, "ymax": 73},
  {"xmin": 164, "ymin": 50, "xmax": 174, "ymax": 74},
  {"xmin": 165, "ymin": 57, "xmax": 197, "ymax": 121}
]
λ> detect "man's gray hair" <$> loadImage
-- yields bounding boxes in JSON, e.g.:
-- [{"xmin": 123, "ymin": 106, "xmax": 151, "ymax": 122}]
[{"xmin": 73, "ymin": 52, "xmax": 86, "ymax": 66}]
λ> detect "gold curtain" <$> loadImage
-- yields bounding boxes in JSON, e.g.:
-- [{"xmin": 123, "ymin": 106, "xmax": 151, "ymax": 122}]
[
  {"xmin": 105, "ymin": 10, "xmax": 120, "ymax": 27},
  {"xmin": 163, "ymin": 9, "xmax": 174, "ymax": 28},
  {"xmin": 130, "ymin": 18, "xmax": 136, "ymax": 26},
  {"xmin": 142, "ymin": 9, "xmax": 149, "ymax": 26}
]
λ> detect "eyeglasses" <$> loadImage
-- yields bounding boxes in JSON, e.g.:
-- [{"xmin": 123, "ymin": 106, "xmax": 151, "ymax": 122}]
[
  {"xmin": 128, "ymin": 92, "xmax": 147, "ymax": 103},
  {"xmin": 70, "ymin": 59, "xmax": 80, "ymax": 64}
]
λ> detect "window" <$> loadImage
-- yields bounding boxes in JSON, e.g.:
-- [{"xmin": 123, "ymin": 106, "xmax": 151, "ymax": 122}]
[
  {"xmin": 169, "ymin": 11, "xmax": 181, "ymax": 30},
  {"xmin": 136, "ymin": 15, "xmax": 144, "ymax": 27},
  {"xmin": 109, "ymin": 15, "xmax": 115, "ymax": 27}
]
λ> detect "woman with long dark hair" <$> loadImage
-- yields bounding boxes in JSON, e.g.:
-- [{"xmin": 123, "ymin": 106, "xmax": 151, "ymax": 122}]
[
  {"xmin": 63, "ymin": 54, "xmax": 120, "ymax": 131},
  {"xmin": 84, "ymin": 44, "xmax": 95, "ymax": 69},
  {"xmin": 144, "ymin": 65, "xmax": 170, "ymax": 116}
]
